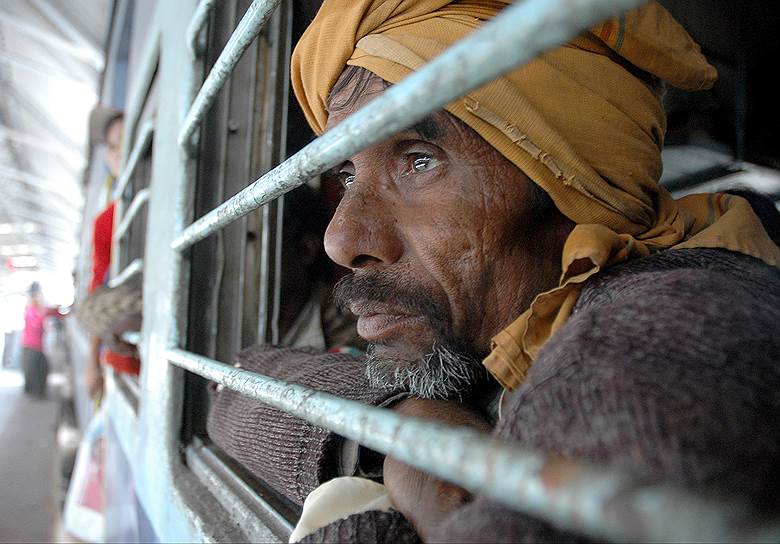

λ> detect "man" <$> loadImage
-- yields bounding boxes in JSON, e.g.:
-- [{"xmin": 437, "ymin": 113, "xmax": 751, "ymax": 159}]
[{"xmin": 213, "ymin": 1, "xmax": 780, "ymax": 541}]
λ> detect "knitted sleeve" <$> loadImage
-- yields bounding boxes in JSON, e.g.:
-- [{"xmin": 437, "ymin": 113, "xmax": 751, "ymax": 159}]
[
  {"xmin": 299, "ymin": 510, "xmax": 420, "ymax": 544},
  {"xmin": 207, "ymin": 345, "xmax": 401, "ymax": 506},
  {"xmin": 433, "ymin": 260, "xmax": 780, "ymax": 542},
  {"xmin": 75, "ymin": 273, "xmax": 142, "ymax": 339}
]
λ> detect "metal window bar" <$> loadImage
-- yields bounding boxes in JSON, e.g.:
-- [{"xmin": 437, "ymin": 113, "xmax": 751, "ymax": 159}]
[
  {"xmin": 113, "ymin": 368, "xmax": 141, "ymax": 412},
  {"xmin": 178, "ymin": 0, "xmax": 282, "ymax": 151},
  {"xmin": 167, "ymin": 0, "xmax": 780, "ymax": 541},
  {"xmin": 112, "ymin": 121, "xmax": 154, "ymax": 279},
  {"xmin": 172, "ymin": 0, "xmax": 636, "ymax": 251},
  {"xmin": 185, "ymin": 437, "xmax": 295, "ymax": 541},
  {"xmin": 108, "ymin": 257, "xmax": 144, "ymax": 289},
  {"xmin": 186, "ymin": 0, "xmax": 219, "ymax": 56},
  {"xmin": 124, "ymin": 31, "xmax": 160, "ymax": 143},
  {"xmin": 114, "ymin": 187, "xmax": 150, "ymax": 242},
  {"xmin": 166, "ymin": 349, "xmax": 780, "ymax": 543},
  {"xmin": 113, "ymin": 120, "xmax": 155, "ymax": 202}
]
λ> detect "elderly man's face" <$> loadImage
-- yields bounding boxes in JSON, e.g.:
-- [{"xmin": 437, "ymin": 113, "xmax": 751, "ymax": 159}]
[{"xmin": 325, "ymin": 71, "xmax": 570, "ymax": 397}]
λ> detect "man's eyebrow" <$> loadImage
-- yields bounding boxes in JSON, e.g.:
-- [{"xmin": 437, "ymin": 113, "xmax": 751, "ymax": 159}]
[{"xmin": 408, "ymin": 115, "xmax": 443, "ymax": 140}]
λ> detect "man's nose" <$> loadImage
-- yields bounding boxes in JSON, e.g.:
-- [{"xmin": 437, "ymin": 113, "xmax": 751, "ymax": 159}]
[{"xmin": 324, "ymin": 188, "xmax": 403, "ymax": 270}]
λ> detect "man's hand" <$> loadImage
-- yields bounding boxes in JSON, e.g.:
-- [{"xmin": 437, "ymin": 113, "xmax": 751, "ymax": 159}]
[
  {"xmin": 103, "ymin": 333, "xmax": 137, "ymax": 357},
  {"xmin": 101, "ymin": 313, "xmax": 141, "ymax": 357},
  {"xmin": 86, "ymin": 335, "xmax": 104, "ymax": 399},
  {"xmin": 85, "ymin": 362, "xmax": 103, "ymax": 399},
  {"xmin": 383, "ymin": 398, "xmax": 492, "ymax": 541}
]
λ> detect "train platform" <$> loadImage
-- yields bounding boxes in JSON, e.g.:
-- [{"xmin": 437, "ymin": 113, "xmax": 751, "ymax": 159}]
[{"xmin": 0, "ymin": 369, "xmax": 76, "ymax": 543}]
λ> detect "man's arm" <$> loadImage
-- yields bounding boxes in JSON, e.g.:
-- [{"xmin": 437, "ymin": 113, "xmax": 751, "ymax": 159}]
[
  {"xmin": 85, "ymin": 334, "xmax": 103, "ymax": 398},
  {"xmin": 334, "ymin": 263, "xmax": 780, "ymax": 542},
  {"xmin": 283, "ymin": 258, "xmax": 780, "ymax": 543},
  {"xmin": 428, "ymin": 266, "xmax": 780, "ymax": 542},
  {"xmin": 45, "ymin": 306, "xmax": 65, "ymax": 318},
  {"xmin": 207, "ymin": 345, "xmax": 407, "ymax": 506}
]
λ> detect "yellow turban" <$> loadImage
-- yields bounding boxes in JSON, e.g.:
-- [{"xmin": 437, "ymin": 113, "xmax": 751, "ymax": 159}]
[{"xmin": 292, "ymin": 1, "xmax": 780, "ymax": 390}]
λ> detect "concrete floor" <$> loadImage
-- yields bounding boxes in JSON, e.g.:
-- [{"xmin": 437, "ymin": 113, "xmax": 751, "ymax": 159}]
[{"xmin": 0, "ymin": 369, "xmax": 66, "ymax": 543}]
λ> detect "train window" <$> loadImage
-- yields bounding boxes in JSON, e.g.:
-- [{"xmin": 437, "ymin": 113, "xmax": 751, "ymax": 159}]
[
  {"xmin": 182, "ymin": 0, "xmax": 304, "ymax": 536},
  {"xmin": 176, "ymin": 1, "xmax": 372, "ymax": 537},
  {"xmin": 106, "ymin": 48, "xmax": 158, "ymax": 405}
]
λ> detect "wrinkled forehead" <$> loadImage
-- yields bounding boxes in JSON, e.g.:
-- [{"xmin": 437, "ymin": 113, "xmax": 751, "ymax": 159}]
[
  {"xmin": 324, "ymin": 68, "xmax": 389, "ymax": 131},
  {"xmin": 323, "ymin": 66, "xmax": 452, "ymax": 142}
]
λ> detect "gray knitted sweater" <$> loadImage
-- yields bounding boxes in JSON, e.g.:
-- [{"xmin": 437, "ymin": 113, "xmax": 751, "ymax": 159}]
[
  {"xmin": 427, "ymin": 248, "xmax": 780, "ymax": 543},
  {"xmin": 211, "ymin": 248, "xmax": 780, "ymax": 542}
]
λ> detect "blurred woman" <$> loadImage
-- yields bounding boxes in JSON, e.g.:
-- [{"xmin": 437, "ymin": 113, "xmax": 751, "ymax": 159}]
[{"xmin": 21, "ymin": 282, "xmax": 62, "ymax": 397}]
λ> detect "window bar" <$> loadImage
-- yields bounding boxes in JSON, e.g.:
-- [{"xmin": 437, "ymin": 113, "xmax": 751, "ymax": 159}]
[
  {"xmin": 114, "ymin": 187, "xmax": 150, "ymax": 242},
  {"xmin": 113, "ymin": 121, "xmax": 155, "ymax": 202},
  {"xmin": 112, "ymin": 121, "xmax": 154, "ymax": 279},
  {"xmin": 186, "ymin": 0, "xmax": 218, "ymax": 57},
  {"xmin": 185, "ymin": 437, "xmax": 295, "ymax": 541},
  {"xmin": 166, "ymin": 0, "xmax": 780, "ymax": 541},
  {"xmin": 108, "ymin": 257, "xmax": 143, "ymax": 289},
  {"xmin": 124, "ymin": 31, "xmax": 160, "ymax": 142},
  {"xmin": 178, "ymin": 0, "xmax": 282, "ymax": 151},
  {"xmin": 113, "ymin": 369, "xmax": 141, "ymax": 412},
  {"xmin": 166, "ymin": 348, "xmax": 780, "ymax": 543},
  {"xmin": 172, "ymin": 0, "xmax": 642, "ymax": 252}
]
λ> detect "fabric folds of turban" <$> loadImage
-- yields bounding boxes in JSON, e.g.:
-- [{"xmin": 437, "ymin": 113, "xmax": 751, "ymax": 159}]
[{"xmin": 291, "ymin": 0, "xmax": 780, "ymax": 390}]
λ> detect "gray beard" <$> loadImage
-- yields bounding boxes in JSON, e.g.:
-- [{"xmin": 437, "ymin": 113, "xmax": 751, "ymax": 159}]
[{"xmin": 365, "ymin": 343, "xmax": 488, "ymax": 400}]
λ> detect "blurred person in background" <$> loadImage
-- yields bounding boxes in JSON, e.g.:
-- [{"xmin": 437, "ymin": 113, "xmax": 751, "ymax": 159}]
[
  {"xmin": 22, "ymin": 281, "xmax": 64, "ymax": 397},
  {"xmin": 80, "ymin": 110, "xmax": 142, "ymax": 399}
]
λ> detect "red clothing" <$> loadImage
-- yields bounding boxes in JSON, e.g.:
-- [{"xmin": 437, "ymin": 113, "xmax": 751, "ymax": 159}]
[
  {"xmin": 103, "ymin": 350, "xmax": 141, "ymax": 375},
  {"xmin": 89, "ymin": 202, "xmax": 115, "ymax": 293},
  {"xmin": 22, "ymin": 304, "xmax": 60, "ymax": 351},
  {"xmin": 88, "ymin": 200, "xmax": 140, "ymax": 376}
]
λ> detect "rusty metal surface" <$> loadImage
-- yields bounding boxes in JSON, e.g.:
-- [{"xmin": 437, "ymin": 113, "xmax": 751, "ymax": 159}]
[{"xmin": 166, "ymin": 347, "xmax": 780, "ymax": 543}]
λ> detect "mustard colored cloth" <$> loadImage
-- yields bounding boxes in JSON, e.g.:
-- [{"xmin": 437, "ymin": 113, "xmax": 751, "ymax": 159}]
[{"xmin": 291, "ymin": 1, "xmax": 780, "ymax": 390}]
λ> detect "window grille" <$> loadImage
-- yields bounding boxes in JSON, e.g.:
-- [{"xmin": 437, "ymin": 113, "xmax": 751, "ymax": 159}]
[
  {"xmin": 130, "ymin": 0, "xmax": 780, "ymax": 541},
  {"xmin": 178, "ymin": 0, "xmax": 282, "ymax": 152},
  {"xmin": 108, "ymin": 118, "xmax": 155, "ymax": 349}
]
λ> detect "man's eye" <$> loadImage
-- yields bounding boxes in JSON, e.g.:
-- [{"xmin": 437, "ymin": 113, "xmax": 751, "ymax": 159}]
[{"xmin": 409, "ymin": 153, "xmax": 438, "ymax": 174}]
